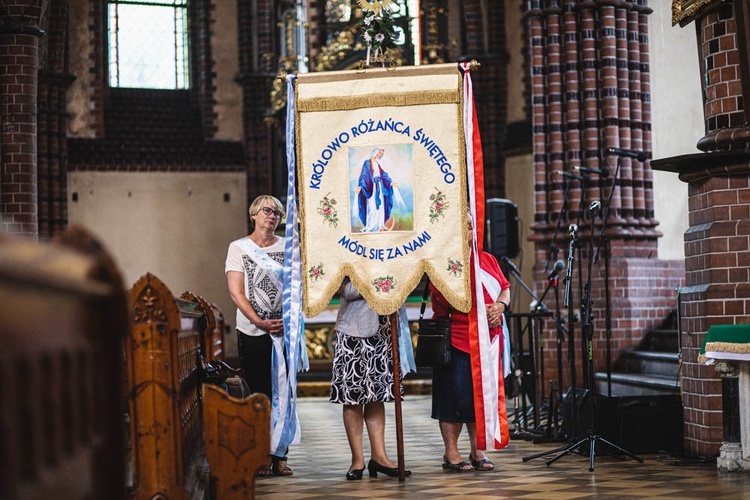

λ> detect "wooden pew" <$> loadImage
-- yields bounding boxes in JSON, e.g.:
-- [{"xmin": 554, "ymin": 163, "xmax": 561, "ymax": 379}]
[
  {"xmin": 181, "ymin": 290, "xmax": 269, "ymax": 498},
  {"xmin": 202, "ymin": 386, "xmax": 270, "ymax": 500},
  {"xmin": 0, "ymin": 226, "xmax": 128, "ymax": 500},
  {"xmin": 126, "ymin": 273, "xmax": 209, "ymax": 500},
  {"xmin": 181, "ymin": 291, "xmax": 225, "ymax": 363}
]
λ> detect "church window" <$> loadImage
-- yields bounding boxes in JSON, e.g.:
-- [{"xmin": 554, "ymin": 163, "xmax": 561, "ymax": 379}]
[{"xmin": 107, "ymin": 0, "xmax": 190, "ymax": 89}]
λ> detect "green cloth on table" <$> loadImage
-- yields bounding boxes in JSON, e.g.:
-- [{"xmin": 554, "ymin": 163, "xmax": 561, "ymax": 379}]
[{"xmin": 699, "ymin": 324, "xmax": 750, "ymax": 363}]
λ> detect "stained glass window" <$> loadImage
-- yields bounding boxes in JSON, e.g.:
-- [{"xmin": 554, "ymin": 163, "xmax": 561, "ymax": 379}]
[{"xmin": 108, "ymin": 0, "xmax": 190, "ymax": 89}]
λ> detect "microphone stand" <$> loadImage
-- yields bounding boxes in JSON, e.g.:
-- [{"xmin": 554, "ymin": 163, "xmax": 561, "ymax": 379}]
[
  {"xmin": 522, "ymin": 222, "xmax": 579, "ymax": 462},
  {"xmin": 501, "ymin": 259, "xmax": 548, "ymax": 436},
  {"xmin": 526, "ymin": 159, "xmax": 643, "ymax": 471},
  {"xmin": 594, "ymin": 157, "xmax": 623, "ymax": 397},
  {"xmin": 543, "ymin": 178, "xmax": 572, "ymax": 272},
  {"xmin": 531, "ymin": 273, "xmax": 566, "ymax": 443},
  {"xmin": 528, "ymin": 273, "xmax": 561, "ymax": 435},
  {"xmin": 540, "ymin": 199, "xmax": 642, "ymax": 472},
  {"xmin": 551, "ymin": 274, "xmax": 567, "ymax": 441},
  {"xmin": 574, "ymin": 174, "xmax": 590, "ymax": 388}
]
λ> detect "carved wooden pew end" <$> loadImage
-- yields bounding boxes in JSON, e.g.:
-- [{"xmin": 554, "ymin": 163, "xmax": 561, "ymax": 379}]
[{"xmin": 202, "ymin": 385, "xmax": 271, "ymax": 500}]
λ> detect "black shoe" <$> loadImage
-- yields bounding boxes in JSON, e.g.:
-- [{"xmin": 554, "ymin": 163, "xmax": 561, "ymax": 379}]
[
  {"xmin": 367, "ymin": 459, "xmax": 412, "ymax": 478},
  {"xmin": 346, "ymin": 467, "xmax": 365, "ymax": 480}
]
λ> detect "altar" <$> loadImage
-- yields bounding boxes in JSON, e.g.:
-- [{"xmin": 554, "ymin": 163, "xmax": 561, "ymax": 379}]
[{"xmin": 700, "ymin": 324, "xmax": 750, "ymax": 471}]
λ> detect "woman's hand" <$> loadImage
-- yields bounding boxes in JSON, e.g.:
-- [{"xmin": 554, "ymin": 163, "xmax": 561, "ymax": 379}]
[
  {"xmin": 257, "ymin": 318, "xmax": 284, "ymax": 336},
  {"xmin": 486, "ymin": 302, "xmax": 503, "ymax": 328}
]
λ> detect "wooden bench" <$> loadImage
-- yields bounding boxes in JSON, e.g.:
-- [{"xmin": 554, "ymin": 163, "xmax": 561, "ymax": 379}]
[
  {"xmin": 127, "ymin": 273, "xmax": 269, "ymax": 500},
  {"xmin": 126, "ymin": 272, "xmax": 210, "ymax": 500},
  {"xmin": 181, "ymin": 290, "xmax": 226, "ymax": 363},
  {"xmin": 202, "ymin": 386, "xmax": 270, "ymax": 499},
  {"xmin": 0, "ymin": 226, "xmax": 128, "ymax": 499}
]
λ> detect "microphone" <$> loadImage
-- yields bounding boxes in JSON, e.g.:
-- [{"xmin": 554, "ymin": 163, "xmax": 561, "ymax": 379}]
[
  {"xmin": 589, "ymin": 200, "xmax": 601, "ymax": 215},
  {"xmin": 547, "ymin": 259, "xmax": 565, "ymax": 281},
  {"xmin": 569, "ymin": 223, "xmax": 578, "ymax": 235},
  {"xmin": 555, "ymin": 170, "xmax": 584, "ymax": 181},
  {"xmin": 606, "ymin": 147, "xmax": 647, "ymax": 162},
  {"xmin": 574, "ymin": 165, "xmax": 610, "ymax": 177},
  {"xmin": 499, "ymin": 255, "xmax": 521, "ymax": 277}
]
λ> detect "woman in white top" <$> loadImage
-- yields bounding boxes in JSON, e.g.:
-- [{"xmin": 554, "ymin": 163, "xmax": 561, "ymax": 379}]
[{"xmin": 225, "ymin": 194, "xmax": 292, "ymax": 477}]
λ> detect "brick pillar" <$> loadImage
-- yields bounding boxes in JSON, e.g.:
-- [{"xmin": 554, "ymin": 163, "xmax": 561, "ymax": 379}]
[
  {"xmin": 652, "ymin": 2, "xmax": 750, "ymax": 457},
  {"xmin": 237, "ymin": 0, "xmax": 276, "ymax": 210},
  {"xmin": 525, "ymin": 1, "xmax": 683, "ymax": 391},
  {"xmin": 461, "ymin": 0, "xmax": 508, "ymax": 197},
  {"xmin": 0, "ymin": 1, "xmax": 46, "ymax": 237},
  {"xmin": 38, "ymin": 0, "xmax": 73, "ymax": 240}
]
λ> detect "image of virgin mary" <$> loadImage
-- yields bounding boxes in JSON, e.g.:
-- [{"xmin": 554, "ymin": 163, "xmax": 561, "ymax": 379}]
[{"xmin": 357, "ymin": 147, "xmax": 395, "ymax": 232}]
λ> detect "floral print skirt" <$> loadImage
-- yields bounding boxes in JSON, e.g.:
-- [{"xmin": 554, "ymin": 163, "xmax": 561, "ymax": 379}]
[{"xmin": 329, "ymin": 316, "xmax": 403, "ymax": 405}]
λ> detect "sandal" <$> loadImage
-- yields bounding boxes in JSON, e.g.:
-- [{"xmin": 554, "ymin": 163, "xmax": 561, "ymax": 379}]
[
  {"xmin": 271, "ymin": 458, "xmax": 294, "ymax": 477},
  {"xmin": 469, "ymin": 454, "xmax": 495, "ymax": 472},
  {"xmin": 442, "ymin": 455, "xmax": 474, "ymax": 472},
  {"xmin": 256, "ymin": 464, "xmax": 273, "ymax": 477}
]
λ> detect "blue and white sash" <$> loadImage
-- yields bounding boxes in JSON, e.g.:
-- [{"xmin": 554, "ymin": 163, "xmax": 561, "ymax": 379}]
[
  {"xmin": 270, "ymin": 73, "xmax": 310, "ymax": 458},
  {"xmin": 235, "ymin": 237, "xmax": 283, "ymax": 293}
]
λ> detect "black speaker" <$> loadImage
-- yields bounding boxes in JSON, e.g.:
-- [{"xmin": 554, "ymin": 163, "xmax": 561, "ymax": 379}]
[
  {"xmin": 600, "ymin": 394, "xmax": 684, "ymax": 454},
  {"xmin": 562, "ymin": 389, "xmax": 684, "ymax": 454},
  {"xmin": 485, "ymin": 198, "xmax": 520, "ymax": 259}
]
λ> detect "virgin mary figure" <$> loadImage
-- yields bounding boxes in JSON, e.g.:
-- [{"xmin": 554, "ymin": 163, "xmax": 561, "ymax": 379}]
[{"xmin": 356, "ymin": 147, "xmax": 396, "ymax": 232}]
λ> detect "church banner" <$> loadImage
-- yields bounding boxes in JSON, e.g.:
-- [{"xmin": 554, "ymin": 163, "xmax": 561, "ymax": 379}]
[{"xmin": 295, "ymin": 63, "xmax": 472, "ymax": 317}]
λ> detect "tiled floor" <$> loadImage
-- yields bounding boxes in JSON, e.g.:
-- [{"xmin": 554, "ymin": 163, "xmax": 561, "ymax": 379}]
[{"xmin": 255, "ymin": 395, "xmax": 750, "ymax": 499}]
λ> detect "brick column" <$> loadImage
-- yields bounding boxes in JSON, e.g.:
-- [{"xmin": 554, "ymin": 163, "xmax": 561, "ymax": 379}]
[
  {"xmin": 652, "ymin": 1, "xmax": 750, "ymax": 457},
  {"xmin": 38, "ymin": 0, "xmax": 74, "ymax": 240},
  {"xmin": 525, "ymin": 1, "xmax": 683, "ymax": 391},
  {"xmin": 0, "ymin": 1, "xmax": 46, "ymax": 237},
  {"xmin": 461, "ymin": 0, "xmax": 508, "ymax": 197},
  {"xmin": 237, "ymin": 0, "xmax": 276, "ymax": 209}
]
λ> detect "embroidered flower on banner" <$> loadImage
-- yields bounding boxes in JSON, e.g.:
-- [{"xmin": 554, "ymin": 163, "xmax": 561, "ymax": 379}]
[
  {"xmin": 429, "ymin": 187, "xmax": 449, "ymax": 223},
  {"xmin": 308, "ymin": 263, "xmax": 325, "ymax": 281},
  {"xmin": 446, "ymin": 258, "xmax": 463, "ymax": 277},
  {"xmin": 372, "ymin": 275, "xmax": 396, "ymax": 294},
  {"xmin": 317, "ymin": 193, "xmax": 339, "ymax": 227}
]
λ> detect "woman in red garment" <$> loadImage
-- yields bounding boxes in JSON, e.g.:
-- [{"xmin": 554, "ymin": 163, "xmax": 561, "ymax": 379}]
[{"xmin": 429, "ymin": 249, "xmax": 511, "ymax": 472}]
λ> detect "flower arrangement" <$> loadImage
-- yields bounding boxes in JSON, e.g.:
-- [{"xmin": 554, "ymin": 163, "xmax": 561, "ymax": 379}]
[
  {"xmin": 429, "ymin": 187, "xmax": 449, "ymax": 223},
  {"xmin": 446, "ymin": 258, "xmax": 463, "ymax": 277},
  {"xmin": 317, "ymin": 193, "xmax": 339, "ymax": 227},
  {"xmin": 357, "ymin": 0, "xmax": 398, "ymax": 65},
  {"xmin": 372, "ymin": 275, "xmax": 396, "ymax": 294}
]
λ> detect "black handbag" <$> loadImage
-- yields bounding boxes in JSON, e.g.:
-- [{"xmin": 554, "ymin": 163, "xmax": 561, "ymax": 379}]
[{"xmin": 414, "ymin": 279, "xmax": 452, "ymax": 369}]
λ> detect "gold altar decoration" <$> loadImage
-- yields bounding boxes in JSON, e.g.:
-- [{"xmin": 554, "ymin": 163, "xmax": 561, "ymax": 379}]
[{"xmin": 672, "ymin": 0, "xmax": 730, "ymax": 26}]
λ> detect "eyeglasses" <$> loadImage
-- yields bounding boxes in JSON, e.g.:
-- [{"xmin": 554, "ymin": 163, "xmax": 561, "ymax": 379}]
[{"xmin": 259, "ymin": 206, "xmax": 283, "ymax": 219}]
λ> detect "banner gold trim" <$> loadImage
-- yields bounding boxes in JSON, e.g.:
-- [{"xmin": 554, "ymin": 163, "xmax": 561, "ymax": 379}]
[{"xmin": 297, "ymin": 89, "xmax": 460, "ymax": 112}]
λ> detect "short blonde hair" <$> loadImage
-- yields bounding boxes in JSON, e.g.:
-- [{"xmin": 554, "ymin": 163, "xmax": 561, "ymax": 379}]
[{"xmin": 248, "ymin": 195, "xmax": 284, "ymax": 229}]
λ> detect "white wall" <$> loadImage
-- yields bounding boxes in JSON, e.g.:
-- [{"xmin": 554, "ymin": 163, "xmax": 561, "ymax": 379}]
[
  {"xmin": 649, "ymin": 3, "xmax": 704, "ymax": 261},
  {"xmin": 68, "ymin": 171, "xmax": 248, "ymax": 356}
]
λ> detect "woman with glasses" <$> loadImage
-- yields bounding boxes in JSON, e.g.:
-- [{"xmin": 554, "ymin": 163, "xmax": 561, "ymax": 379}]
[{"xmin": 225, "ymin": 194, "xmax": 293, "ymax": 477}]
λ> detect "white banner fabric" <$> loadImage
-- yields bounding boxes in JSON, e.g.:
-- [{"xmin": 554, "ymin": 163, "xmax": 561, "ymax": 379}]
[{"xmin": 296, "ymin": 64, "xmax": 472, "ymax": 316}]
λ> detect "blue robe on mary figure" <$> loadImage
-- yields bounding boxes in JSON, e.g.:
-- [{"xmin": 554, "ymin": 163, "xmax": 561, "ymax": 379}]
[{"xmin": 357, "ymin": 150, "xmax": 395, "ymax": 232}]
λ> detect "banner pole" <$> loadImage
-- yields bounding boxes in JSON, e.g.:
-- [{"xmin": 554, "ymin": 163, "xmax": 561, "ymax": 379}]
[{"xmin": 389, "ymin": 311, "xmax": 406, "ymax": 481}]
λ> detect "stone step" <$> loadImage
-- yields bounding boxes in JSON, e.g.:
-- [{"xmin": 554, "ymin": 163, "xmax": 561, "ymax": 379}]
[
  {"xmin": 620, "ymin": 350, "xmax": 680, "ymax": 377},
  {"xmin": 643, "ymin": 328, "xmax": 679, "ymax": 352},
  {"xmin": 594, "ymin": 371, "xmax": 681, "ymax": 397}
]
